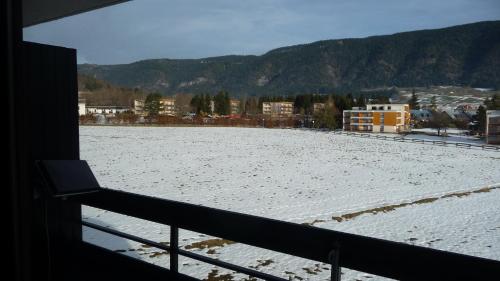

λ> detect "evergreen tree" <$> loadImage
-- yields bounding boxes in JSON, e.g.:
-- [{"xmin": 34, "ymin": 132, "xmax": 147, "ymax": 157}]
[
  {"xmin": 345, "ymin": 93, "xmax": 354, "ymax": 109},
  {"xmin": 144, "ymin": 93, "xmax": 163, "ymax": 117},
  {"xmin": 202, "ymin": 94, "xmax": 211, "ymax": 114},
  {"xmin": 485, "ymin": 94, "xmax": 500, "ymax": 110},
  {"xmin": 430, "ymin": 96, "xmax": 437, "ymax": 110},
  {"xmin": 214, "ymin": 91, "xmax": 230, "ymax": 115},
  {"xmin": 313, "ymin": 96, "xmax": 339, "ymax": 130},
  {"xmin": 356, "ymin": 94, "xmax": 366, "ymax": 108},
  {"xmin": 476, "ymin": 105, "xmax": 487, "ymax": 134},
  {"xmin": 190, "ymin": 94, "xmax": 201, "ymax": 114},
  {"xmin": 409, "ymin": 89, "xmax": 420, "ymax": 110}
]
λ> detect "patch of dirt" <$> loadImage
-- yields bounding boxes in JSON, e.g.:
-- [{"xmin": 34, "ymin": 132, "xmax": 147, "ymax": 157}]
[
  {"xmin": 301, "ymin": 219, "xmax": 325, "ymax": 226},
  {"xmin": 302, "ymin": 264, "xmax": 324, "ymax": 275},
  {"xmin": 249, "ymin": 259, "xmax": 274, "ymax": 269},
  {"xmin": 204, "ymin": 269, "xmax": 234, "ymax": 281},
  {"xmin": 284, "ymin": 271, "xmax": 304, "ymax": 280},
  {"xmin": 185, "ymin": 238, "xmax": 236, "ymax": 250},
  {"xmin": 148, "ymin": 251, "xmax": 169, "ymax": 258},
  {"xmin": 324, "ymin": 186, "xmax": 500, "ymax": 224}
]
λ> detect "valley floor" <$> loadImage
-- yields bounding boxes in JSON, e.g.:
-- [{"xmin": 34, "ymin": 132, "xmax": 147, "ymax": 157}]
[{"xmin": 80, "ymin": 127, "xmax": 500, "ymax": 280}]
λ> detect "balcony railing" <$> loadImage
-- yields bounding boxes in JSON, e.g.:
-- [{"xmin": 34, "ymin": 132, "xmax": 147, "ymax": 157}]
[{"xmin": 73, "ymin": 188, "xmax": 500, "ymax": 281}]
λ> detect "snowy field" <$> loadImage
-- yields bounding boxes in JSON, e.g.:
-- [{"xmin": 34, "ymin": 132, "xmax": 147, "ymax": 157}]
[{"xmin": 80, "ymin": 126, "xmax": 500, "ymax": 280}]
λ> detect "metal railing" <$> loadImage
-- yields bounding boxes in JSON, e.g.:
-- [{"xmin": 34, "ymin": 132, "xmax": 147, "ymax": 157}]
[
  {"xmin": 333, "ymin": 130, "xmax": 500, "ymax": 151},
  {"xmin": 74, "ymin": 189, "xmax": 500, "ymax": 281}
]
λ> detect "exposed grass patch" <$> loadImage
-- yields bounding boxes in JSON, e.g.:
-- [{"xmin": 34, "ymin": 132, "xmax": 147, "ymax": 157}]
[
  {"xmin": 413, "ymin": 197, "xmax": 438, "ymax": 204},
  {"xmin": 284, "ymin": 271, "xmax": 304, "ymax": 280},
  {"xmin": 185, "ymin": 238, "xmax": 235, "ymax": 250},
  {"xmin": 301, "ymin": 219, "xmax": 325, "ymax": 226},
  {"xmin": 332, "ymin": 203, "xmax": 410, "ymax": 222},
  {"xmin": 205, "ymin": 269, "xmax": 234, "ymax": 281},
  {"xmin": 302, "ymin": 264, "xmax": 325, "ymax": 275},
  {"xmin": 149, "ymin": 251, "xmax": 169, "ymax": 258},
  {"xmin": 322, "ymin": 186, "xmax": 500, "ymax": 224},
  {"xmin": 206, "ymin": 249, "xmax": 217, "ymax": 255},
  {"xmin": 249, "ymin": 259, "xmax": 274, "ymax": 269}
]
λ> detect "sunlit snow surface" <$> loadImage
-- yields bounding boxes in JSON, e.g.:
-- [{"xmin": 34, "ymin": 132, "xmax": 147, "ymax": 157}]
[{"xmin": 80, "ymin": 126, "xmax": 500, "ymax": 280}]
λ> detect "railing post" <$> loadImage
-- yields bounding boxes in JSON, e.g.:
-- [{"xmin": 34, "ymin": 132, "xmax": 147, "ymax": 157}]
[
  {"xmin": 170, "ymin": 226, "xmax": 179, "ymax": 273},
  {"xmin": 329, "ymin": 245, "xmax": 341, "ymax": 281}
]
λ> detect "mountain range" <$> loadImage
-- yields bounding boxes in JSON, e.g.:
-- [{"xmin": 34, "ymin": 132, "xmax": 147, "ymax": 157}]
[{"xmin": 78, "ymin": 21, "xmax": 500, "ymax": 97}]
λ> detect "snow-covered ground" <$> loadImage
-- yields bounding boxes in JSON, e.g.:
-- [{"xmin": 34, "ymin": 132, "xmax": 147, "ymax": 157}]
[{"xmin": 80, "ymin": 126, "xmax": 500, "ymax": 280}]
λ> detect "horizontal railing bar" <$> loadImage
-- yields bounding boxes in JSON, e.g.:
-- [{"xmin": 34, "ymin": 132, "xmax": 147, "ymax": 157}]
[
  {"xmin": 80, "ymin": 242, "xmax": 199, "ymax": 281},
  {"xmin": 82, "ymin": 220, "xmax": 171, "ymax": 252},
  {"xmin": 75, "ymin": 189, "xmax": 500, "ymax": 281},
  {"xmin": 83, "ymin": 220, "xmax": 286, "ymax": 281},
  {"xmin": 178, "ymin": 249, "xmax": 288, "ymax": 281}
]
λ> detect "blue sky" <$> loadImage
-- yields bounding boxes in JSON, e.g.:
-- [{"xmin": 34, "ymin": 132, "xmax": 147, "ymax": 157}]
[{"xmin": 23, "ymin": 0, "xmax": 500, "ymax": 64}]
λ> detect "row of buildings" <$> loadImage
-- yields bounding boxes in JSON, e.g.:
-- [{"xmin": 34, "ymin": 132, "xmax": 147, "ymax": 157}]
[
  {"xmin": 80, "ymin": 98, "xmax": 298, "ymax": 117},
  {"xmin": 79, "ymin": 97, "xmax": 500, "ymax": 143},
  {"xmin": 133, "ymin": 98, "xmax": 242, "ymax": 116}
]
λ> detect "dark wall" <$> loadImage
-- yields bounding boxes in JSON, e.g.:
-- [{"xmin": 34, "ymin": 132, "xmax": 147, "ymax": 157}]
[
  {"xmin": 22, "ymin": 41, "xmax": 79, "ymax": 159},
  {"xmin": 5, "ymin": 0, "xmax": 24, "ymax": 280},
  {"xmin": 20, "ymin": 41, "xmax": 81, "ymax": 281}
]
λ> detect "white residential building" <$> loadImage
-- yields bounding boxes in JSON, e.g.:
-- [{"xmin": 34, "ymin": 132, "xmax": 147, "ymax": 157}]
[
  {"xmin": 86, "ymin": 106, "xmax": 130, "ymax": 116},
  {"xmin": 78, "ymin": 99, "xmax": 86, "ymax": 116},
  {"xmin": 486, "ymin": 110, "xmax": 500, "ymax": 144},
  {"xmin": 262, "ymin": 102, "xmax": 294, "ymax": 117},
  {"xmin": 160, "ymin": 97, "xmax": 176, "ymax": 116},
  {"xmin": 134, "ymin": 99, "xmax": 145, "ymax": 115}
]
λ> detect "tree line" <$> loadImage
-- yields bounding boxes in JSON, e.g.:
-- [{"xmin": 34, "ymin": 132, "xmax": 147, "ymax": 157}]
[{"xmin": 141, "ymin": 91, "xmax": 393, "ymax": 129}]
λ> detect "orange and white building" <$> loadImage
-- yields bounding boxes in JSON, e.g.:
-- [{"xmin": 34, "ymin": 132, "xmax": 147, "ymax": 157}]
[{"xmin": 343, "ymin": 104, "xmax": 411, "ymax": 133}]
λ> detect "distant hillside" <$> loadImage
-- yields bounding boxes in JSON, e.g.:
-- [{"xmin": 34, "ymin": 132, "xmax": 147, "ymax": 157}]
[
  {"xmin": 78, "ymin": 74, "xmax": 146, "ymax": 106},
  {"xmin": 78, "ymin": 21, "xmax": 500, "ymax": 97}
]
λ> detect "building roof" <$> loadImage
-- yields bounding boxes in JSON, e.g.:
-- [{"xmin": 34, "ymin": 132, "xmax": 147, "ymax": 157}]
[
  {"xmin": 23, "ymin": 0, "xmax": 129, "ymax": 27},
  {"xmin": 263, "ymin": 101, "xmax": 294, "ymax": 104},
  {"xmin": 410, "ymin": 109, "xmax": 432, "ymax": 114},
  {"xmin": 368, "ymin": 104, "xmax": 409, "ymax": 107},
  {"xmin": 486, "ymin": 110, "xmax": 500, "ymax": 117}
]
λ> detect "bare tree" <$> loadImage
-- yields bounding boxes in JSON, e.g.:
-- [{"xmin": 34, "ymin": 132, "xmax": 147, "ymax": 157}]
[
  {"xmin": 175, "ymin": 93, "xmax": 193, "ymax": 116},
  {"xmin": 429, "ymin": 111, "xmax": 451, "ymax": 136}
]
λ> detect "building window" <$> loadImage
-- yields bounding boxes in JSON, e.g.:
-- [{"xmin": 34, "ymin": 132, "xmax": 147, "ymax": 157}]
[
  {"xmin": 372, "ymin": 106, "xmax": 376, "ymax": 110},
  {"xmin": 388, "ymin": 106, "xmax": 391, "ymax": 110}
]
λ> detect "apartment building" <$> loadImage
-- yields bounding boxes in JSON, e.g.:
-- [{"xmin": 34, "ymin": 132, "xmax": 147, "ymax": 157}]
[
  {"xmin": 230, "ymin": 99, "xmax": 241, "ymax": 114},
  {"xmin": 134, "ymin": 97, "xmax": 176, "ymax": 116},
  {"xmin": 78, "ymin": 99, "xmax": 86, "ymax": 116},
  {"xmin": 262, "ymin": 102, "xmax": 294, "ymax": 117},
  {"xmin": 486, "ymin": 110, "xmax": 500, "ymax": 144},
  {"xmin": 86, "ymin": 106, "xmax": 131, "ymax": 115},
  {"xmin": 134, "ymin": 99, "xmax": 145, "ymax": 115},
  {"xmin": 343, "ymin": 104, "xmax": 411, "ymax": 133},
  {"xmin": 160, "ymin": 97, "xmax": 176, "ymax": 116}
]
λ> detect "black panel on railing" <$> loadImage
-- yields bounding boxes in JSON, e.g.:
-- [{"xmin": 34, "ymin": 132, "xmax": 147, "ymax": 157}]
[{"xmin": 74, "ymin": 189, "xmax": 500, "ymax": 281}]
